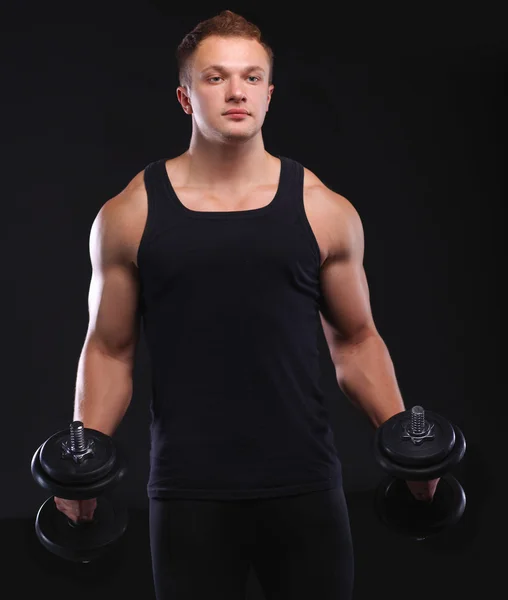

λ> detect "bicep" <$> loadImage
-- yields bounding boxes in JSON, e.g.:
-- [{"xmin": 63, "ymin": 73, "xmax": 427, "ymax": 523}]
[
  {"xmin": 86, "ymin": 199, "xmax": 141, "ymax": 360},
  {"xmin": 318, "ymin": 195, "xmax": 377, "ymax": 345},
  {"xmin": 319, "ymin": 255, "xmax": 376, "ymax": 346}
]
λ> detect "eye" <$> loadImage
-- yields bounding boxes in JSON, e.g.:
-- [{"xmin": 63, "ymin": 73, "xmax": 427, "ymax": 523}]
[
  {"xmin": 248, "ymin": 76, "xmax": 260, "ymax": 82},
  {"xmin": 208, "ymin": 76, "xmax": 222, "ymax": 83}
]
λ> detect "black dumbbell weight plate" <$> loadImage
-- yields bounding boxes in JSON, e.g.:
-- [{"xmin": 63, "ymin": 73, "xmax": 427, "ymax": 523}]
[
  {"xmin": 31, "ymin": 442, "xmax": 127, "ymax": 498},
  {"xmin": 374, "ymin": 423, "xmax": 466, "ymax": 480},
  {"xmin": 377, "ymin": 410, "xmax": 455, "ymax": 468},
  {"xmin": 374, "ymin": 473, "xmax": 466, "ymax": 539},
  {"xmin": 35, "ymin": 495, "xmax": 128, "ymax": 562},
  {"xmin": 39, "ymin": 428, "xmax": 117, "ymax": 484}
]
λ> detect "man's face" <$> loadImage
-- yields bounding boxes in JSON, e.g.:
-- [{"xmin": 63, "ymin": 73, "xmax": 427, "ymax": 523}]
[{"xmin": 177, "ymin": 36, "xmax": 274, "ymax": 143}]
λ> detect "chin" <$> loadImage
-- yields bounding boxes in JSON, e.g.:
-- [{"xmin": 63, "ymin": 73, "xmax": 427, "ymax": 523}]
[{"xmin": 220, "ymin": 127, "xmax": 258, "ymax": 143}]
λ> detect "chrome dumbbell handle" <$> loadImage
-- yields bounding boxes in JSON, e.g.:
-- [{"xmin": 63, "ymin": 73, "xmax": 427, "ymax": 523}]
[{"xmin": 61, "ymin": 421, "xmax": 96, "ymax": 465}]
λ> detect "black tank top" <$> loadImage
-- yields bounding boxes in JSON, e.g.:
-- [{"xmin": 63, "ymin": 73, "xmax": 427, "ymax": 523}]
[{"xmin": 137, "ymin": 155, "xmax": 342, "ymax": 500}]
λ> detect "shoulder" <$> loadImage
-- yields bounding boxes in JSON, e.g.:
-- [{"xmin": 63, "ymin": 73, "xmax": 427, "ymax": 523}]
[
  {"xmin": 302, "ymin": 164, "xmax": 364, "ymax": 259},
  {"xmin": 99, "ymin": 168, "xmax": 147, "ymax": 220},
  {"xmin": 301, "ymin": 165, "xmax": 359, "ymax": 221},
  {"xmin": 92, "ymin": 155, "xmax": 179, "ymax": 249},
  {"xmin": 90, "ymin": 168, "xmax": 148, "ymax": 260}
]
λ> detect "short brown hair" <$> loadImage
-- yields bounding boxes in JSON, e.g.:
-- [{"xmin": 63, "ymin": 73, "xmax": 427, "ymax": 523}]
[{"xmin": 176, "ymin": 10, "xmax": 274, "ymax": 89}]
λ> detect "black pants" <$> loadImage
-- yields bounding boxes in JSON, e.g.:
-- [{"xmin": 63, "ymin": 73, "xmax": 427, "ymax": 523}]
[{"xmin": 149, "ymin": 484, "xmax": 354, "ymax": 599}]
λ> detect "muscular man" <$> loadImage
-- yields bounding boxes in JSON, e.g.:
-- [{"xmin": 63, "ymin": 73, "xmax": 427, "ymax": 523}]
[{"xmin": 55, "ymin": 10, "xmax": 438, "ymax": 600}]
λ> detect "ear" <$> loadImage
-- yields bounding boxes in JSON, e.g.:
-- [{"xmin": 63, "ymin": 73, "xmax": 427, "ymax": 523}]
[
  {"xmin": 176, "ymin": 86, "xmax": 192, "ymax": 114},
  {"xmin": 267, "ymin": 84, "xmax": 275, "ymax": 111}
]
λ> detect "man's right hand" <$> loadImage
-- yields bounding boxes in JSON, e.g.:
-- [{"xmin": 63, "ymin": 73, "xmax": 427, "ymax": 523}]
[{"xmin": 54, "ymin": 497, "xmax": 97, "ymax": 523}]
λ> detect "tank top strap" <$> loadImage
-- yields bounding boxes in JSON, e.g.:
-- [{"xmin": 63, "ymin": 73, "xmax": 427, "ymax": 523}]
[{"xmin": 276, "ymin": 155, "xmax": 305, "ymax": 215}]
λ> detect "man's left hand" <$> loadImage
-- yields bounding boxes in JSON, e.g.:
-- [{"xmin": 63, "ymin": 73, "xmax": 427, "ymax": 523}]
[{"xmin": 405, "ymin": 478, "xmax": 440, "ymax": 502}]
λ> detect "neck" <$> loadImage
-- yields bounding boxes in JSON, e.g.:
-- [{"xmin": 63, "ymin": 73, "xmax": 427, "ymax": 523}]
[{"xmin": 184, "ymin": 131, "xmax": 271, "ymax": 190}]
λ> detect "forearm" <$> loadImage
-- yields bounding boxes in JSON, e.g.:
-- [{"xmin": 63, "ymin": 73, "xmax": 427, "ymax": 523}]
[
  {"xmin": 73, "ymin": 341, "xmax": 134, "ymax": 438},
  {"xmin": 330, "ymin": 331, "xmax": 406, "ymax": 429}
]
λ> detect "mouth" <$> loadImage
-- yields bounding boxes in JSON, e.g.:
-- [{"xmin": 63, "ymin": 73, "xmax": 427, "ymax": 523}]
[
  {"xmin": 224, "ymin": 112, "xmax": 249, "ymax": 119},
  {"xmin": 224, "ymin": 110, "xmax": 249, "ymax": 115}
]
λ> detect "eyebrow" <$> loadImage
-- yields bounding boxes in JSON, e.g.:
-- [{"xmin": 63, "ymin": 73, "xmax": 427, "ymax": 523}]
[{"xmin": 200, "ymin": 64, "xmax": 266, "ymax": 74}]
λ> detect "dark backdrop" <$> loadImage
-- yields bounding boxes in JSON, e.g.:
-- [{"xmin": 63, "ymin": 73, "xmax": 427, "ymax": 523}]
[{"xmin": 1, "ymin": 2, "xmax": 504, "ymax": 598}]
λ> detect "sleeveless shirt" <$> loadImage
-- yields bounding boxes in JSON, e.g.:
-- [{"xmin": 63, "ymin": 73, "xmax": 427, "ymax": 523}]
[{"xmin": 137, "ymin": 155, "xmax": 342, "ymax": 500}]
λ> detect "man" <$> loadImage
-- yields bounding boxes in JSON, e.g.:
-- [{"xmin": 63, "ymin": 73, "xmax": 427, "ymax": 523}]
[{"xmin": 55, "ymin": 10, "xmax": 438, "ymax": 600}]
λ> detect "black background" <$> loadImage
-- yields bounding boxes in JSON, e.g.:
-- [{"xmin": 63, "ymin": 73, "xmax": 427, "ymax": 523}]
[{"xmin": 1, "ymin": 1, "xmax": 504, "ymax": 598}]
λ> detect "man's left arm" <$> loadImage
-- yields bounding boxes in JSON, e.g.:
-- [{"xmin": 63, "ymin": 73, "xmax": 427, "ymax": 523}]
[
  {"xmin": 317, "ymin": 188, "xmax": 439, "ymax": 501},
  {"xmin": 318, "ymin": 191, "xmax": 405, "ymax": 428}
]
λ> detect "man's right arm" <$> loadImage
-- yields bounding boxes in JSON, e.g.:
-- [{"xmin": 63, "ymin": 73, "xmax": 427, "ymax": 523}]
[{"xmin": 73, "ymin": 189, "xmax": 141, "ymax": 438}]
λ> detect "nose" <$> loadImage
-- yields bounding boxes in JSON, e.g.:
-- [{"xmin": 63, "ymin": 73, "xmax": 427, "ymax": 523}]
[{"xmin": 226, "ymin": 76, "xmax": 247, "ymax": 102}]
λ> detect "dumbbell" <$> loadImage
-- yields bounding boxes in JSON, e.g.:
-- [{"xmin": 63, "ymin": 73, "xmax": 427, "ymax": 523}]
[
  {"xmin": 373, "ymin": 405, "xmax": 466, "ymax": 540},
  {"xmin": 31, "ymin": 421, "xmax": 128, "ymax": 563}
]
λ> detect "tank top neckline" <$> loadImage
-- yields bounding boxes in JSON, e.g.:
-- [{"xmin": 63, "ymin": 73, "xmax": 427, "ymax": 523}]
[{"xmin": 160, "ymin": 155, "xmax": 287, "ymax": 220}]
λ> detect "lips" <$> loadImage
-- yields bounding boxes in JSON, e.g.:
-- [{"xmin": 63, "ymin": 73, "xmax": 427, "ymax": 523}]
[{"xmin": 224, "ymin": 110, "xmax": 249, "ymax": 115}]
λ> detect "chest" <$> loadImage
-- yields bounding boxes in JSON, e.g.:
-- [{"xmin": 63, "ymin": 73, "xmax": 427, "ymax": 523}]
[
  {"xmin": 128, "ymin": 187, "xmax": 331, "ymax": 269},
  {"xmin": 175, "ymin": 185, "xmax": 276, "ymax": 212}
]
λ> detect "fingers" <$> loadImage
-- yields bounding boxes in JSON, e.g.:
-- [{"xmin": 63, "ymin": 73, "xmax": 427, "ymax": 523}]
[
  {"xmin": 78, "ymin": 499, "xmax": 97, "ymax": 522},
  {"xmin": 54, "ymin": 497, "xmax": 97, "ymax": 523},
  {"xmin": 54, "ymin": 497, "xmax": 79, "ymax": 522},
  {"xmin": 405, "ymin": 478, "xmax": 440, "ymax": 502}
]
